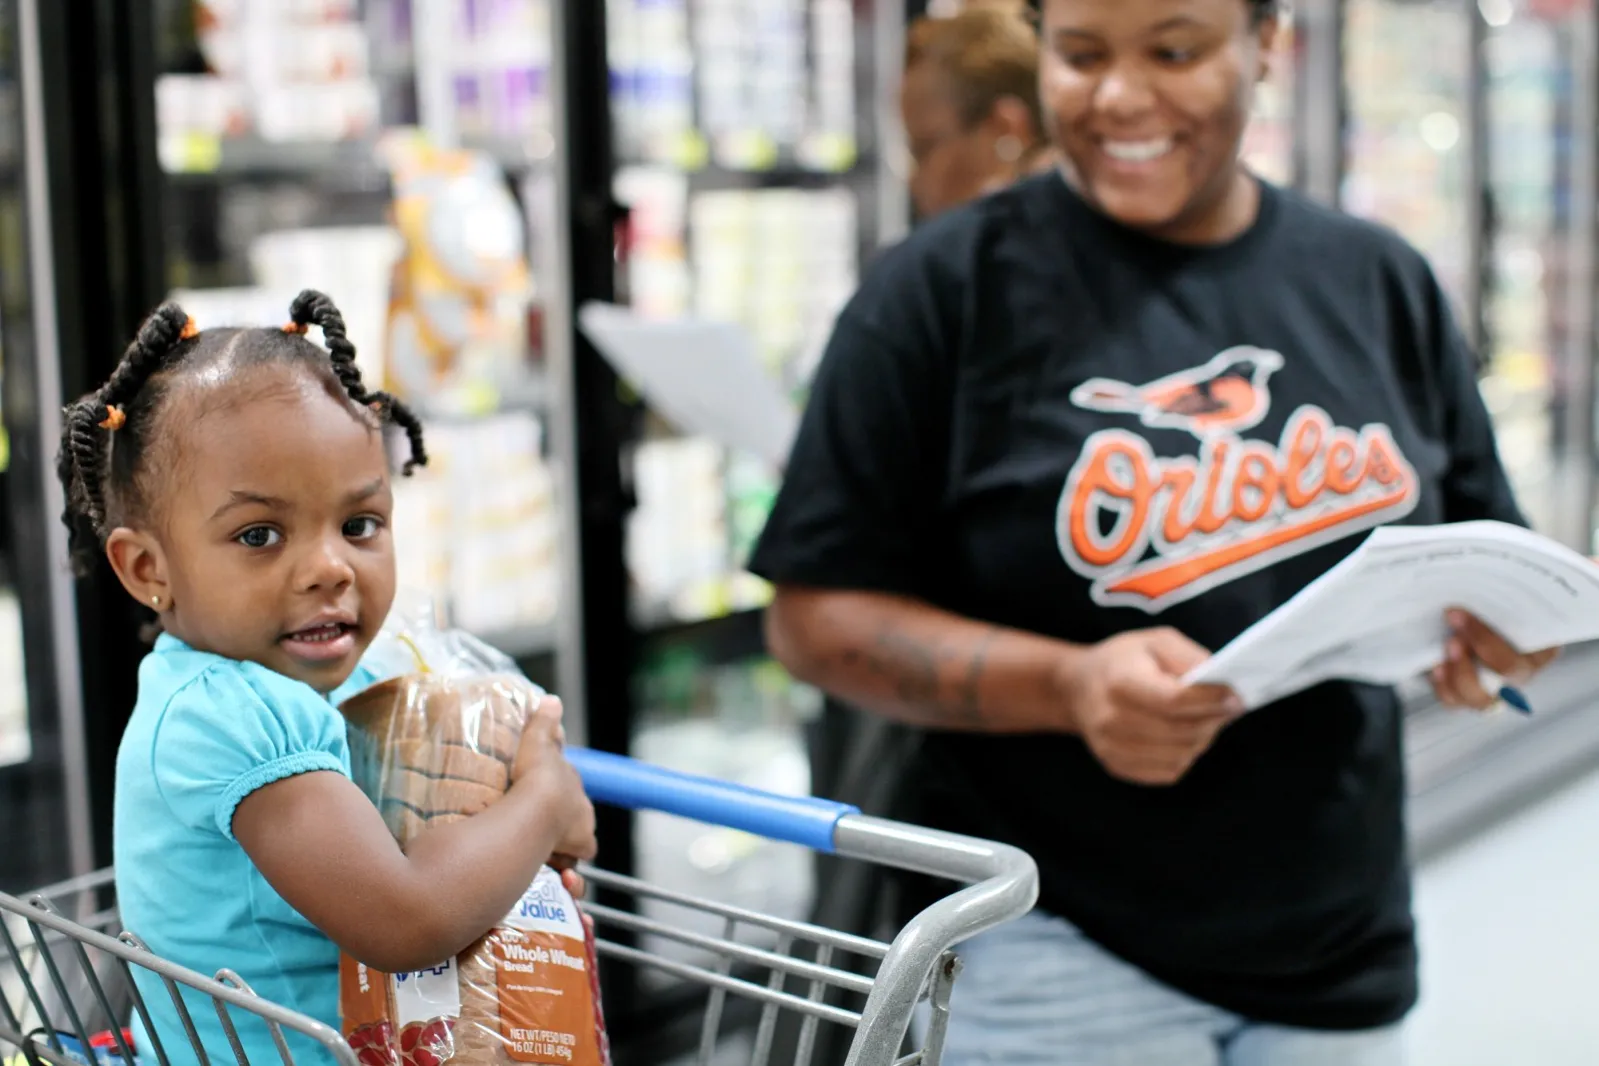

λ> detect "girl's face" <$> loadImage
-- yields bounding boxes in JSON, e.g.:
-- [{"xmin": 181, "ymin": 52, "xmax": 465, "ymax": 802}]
[
  {"xmin": 113, "ymin": 367, "xmax": 397, "ymax": 693},
  {"xmin": 1039, "ymin": 0, "xmax": 1274, "ymax": 241}
]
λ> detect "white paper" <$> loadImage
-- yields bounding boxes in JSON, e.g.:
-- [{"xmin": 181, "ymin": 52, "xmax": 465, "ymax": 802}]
[
  {"xmin": 1185, "ymin": 521, "xmax": 1599, "ymax": 710},
  {"xmin": 577, "ymin": 302, "xmax": 800, "ymax": 469}
]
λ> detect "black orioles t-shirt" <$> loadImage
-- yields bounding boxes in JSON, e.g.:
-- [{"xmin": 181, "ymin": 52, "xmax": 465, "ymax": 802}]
[{"xmin": 749, "ymin": 173, "xmax": 1524, "ymax": 1030}]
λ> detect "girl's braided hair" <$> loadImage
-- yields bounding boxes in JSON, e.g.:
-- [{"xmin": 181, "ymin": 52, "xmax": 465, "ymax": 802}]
[{"xmin": 57, "ymin": 289, "xmax": 427, "ymax": 575}]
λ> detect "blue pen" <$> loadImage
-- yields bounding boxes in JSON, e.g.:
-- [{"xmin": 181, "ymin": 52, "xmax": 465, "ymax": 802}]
[{"xmin": 1478, "ymin": 666, "xmax": 1532, "ymax": 715}]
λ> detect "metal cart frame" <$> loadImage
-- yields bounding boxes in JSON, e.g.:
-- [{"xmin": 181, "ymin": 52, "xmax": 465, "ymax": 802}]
[{"xmin": 2, "ymin": 747, "xmax": 1038, "ymax": 1066}]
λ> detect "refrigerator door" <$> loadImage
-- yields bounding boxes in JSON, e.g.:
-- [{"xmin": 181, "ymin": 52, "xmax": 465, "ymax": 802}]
[
  {"xmin": 0, "ymin": 0, "xmax": 94, "ymax": 891},
  {"xmin": 1342, "ymin": 0, "xmax": 1476, "ymax": 315},
  {"xmin": 590, "ymin": 0, "xmax": 894, "ymax": 1047},
  {"xmin": 1241, "ymin": 2, "xmax": 1297, "ymax": 186},
  {"xmin": 149, "ymin": 2, "xmax": 568, "ymax": 680},
  {"xmin": 604, "ymin": 0, "xmax": 909, "ymax": 912},
  {"xmin": 1479, "ymin": 0, "xmax": 1596, "ymax": 548}
]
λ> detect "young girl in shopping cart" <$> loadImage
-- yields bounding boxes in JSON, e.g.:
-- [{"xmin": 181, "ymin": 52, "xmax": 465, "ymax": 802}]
[{"xmin": 55, "ymin": 293, "xmax": 597, "ymax": 1066}]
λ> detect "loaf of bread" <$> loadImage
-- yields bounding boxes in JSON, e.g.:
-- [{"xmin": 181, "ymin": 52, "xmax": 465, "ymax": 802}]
[{"xmin": 337, "ymin": 672, "xmax": 610, "ymax": 1066}]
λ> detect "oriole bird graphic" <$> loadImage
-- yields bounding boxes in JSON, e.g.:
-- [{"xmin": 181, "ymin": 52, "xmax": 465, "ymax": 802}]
[{"xmin": 1070, "ymin": 346, "xmax": 1285, "ymax": 438}]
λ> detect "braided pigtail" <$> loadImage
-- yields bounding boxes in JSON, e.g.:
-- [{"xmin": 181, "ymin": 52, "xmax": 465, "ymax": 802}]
[
  {"xmin": 55, "ymin": 303, "xmax": 196, "ymax": 574},
  {"xmin": 288, "ymin": 289, "xmax": 428, "ymax": 474},
  {"xmin": 57, "ymin": 400, "xmax": 112, "ymax": 574}
]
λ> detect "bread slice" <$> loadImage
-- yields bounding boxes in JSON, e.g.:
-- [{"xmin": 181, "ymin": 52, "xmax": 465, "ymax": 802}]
[
  {"xmin": 342, "ymin": 673, "xmax": 538, "ymax": 766},
  {"xmin": 443, "ymin": 713, "xmax": 521, "ymax": 764},
  {"xmin": 384, "ymin": 770, "xmax": 503, "ymax": 818},
  {"xmin": 340, "ymin": 677, "xmax": 435, "ymax": 744},
  {"xmin": 390, "ymin": 741, "xmax": 510, "ymax": 793},
  {"xmin": 392, "ymin": 805, "xmax": 430, "ymax": 846}
]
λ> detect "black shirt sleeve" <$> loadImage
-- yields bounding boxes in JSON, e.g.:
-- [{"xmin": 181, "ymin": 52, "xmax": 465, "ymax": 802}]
[
  {"xmin": 747, "ymin": 241, "xmax": 959, "ymax": 599},
  {"xmin": 1422, "ymin": 273, "xmax": 1526, "ymax": 527}
]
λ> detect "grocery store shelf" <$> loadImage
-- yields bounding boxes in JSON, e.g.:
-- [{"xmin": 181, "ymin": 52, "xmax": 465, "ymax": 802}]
[
  {"xmin": 412, "ymin": 370, "xmax": 551, "ymax": 423},
  {"xmin": 161, "ymin": 135, "xmax": 554, "ymax": 184},
  {"xmin": 1405, "ymin": 640, "xmax": 1599, "ymax": 861},
  {"xmin": 667, "ymin": 159, "xmax": 871, "ymax": 192},
  {"xmin": 476, "ymin": 621, "xmax": 558, "ymax": 661},
  {"xmin": 635, "ymin": 604, "xmax": 767, "ymax": 665}
]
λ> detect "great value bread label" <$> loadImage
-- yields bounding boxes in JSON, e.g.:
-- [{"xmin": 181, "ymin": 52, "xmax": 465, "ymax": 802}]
[
  {"xmin": 504, "ymin": 869, "xmax": 587, "ymax": 939},
  {"xmin": 340, "ymin": 957, "xmax": 392, "ymax": 1032},
  {"xmin": 493, "ymin": 871, "xmax": 599, "ymax": 1065},
  {"xmin": 394, "ymin": 959, "xmax": 464, "ymax": 1026}
]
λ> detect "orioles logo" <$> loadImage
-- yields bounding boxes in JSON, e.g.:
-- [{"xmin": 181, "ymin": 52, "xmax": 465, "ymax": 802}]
[
  {"xmin": 1057, "ymin": 349, "xmax": 1421, "ymax": 612},
  {"xmin": 1071, "ymin": 346, "xmax": 1284, "ymax": 438}
]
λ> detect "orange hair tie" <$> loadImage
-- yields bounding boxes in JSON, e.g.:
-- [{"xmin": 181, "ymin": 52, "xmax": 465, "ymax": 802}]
[
  {"xmin": 283, "ymin": 321, "xmax": 309, "ymax": 335},
  {"xmin": 98, "ymin": 405, "xmax": 126, "ymax": 431},
  {"xmin": 180, "ymin": 317, "xmax": 199, "ymax": 340}
]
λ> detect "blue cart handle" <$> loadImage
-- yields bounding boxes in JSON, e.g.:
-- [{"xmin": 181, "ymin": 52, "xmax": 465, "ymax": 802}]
[{"xmin": 565, "ymin": 747, "xmax": 859, "ymax": 854}]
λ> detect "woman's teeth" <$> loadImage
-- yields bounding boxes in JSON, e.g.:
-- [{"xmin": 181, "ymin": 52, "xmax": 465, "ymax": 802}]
[{"xmin": 1103, "ymin": 138, "xmax": 1175, "ymax": 163}]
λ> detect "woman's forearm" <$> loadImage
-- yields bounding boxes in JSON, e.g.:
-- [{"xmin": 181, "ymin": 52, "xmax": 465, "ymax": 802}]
[{"xmin": 765, "ymin": 585, "xmax": 1081, "ymax": 733}]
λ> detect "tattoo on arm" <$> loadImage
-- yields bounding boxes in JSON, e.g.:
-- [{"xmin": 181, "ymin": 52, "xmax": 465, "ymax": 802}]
[
  {"xmin": 843, "ymin": 622, "xmax": 1000, "ymax": 726},
  {"xmin": 958, "ymin": 627, "xmax": 1000, "ymax": 723}
]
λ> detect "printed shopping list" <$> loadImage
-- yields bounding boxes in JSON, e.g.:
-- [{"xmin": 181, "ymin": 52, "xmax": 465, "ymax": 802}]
[
  {"xmin": 1184, "ymin": 520, "xmax": 1599, "ymax": 710},
  {"xmin": 577, "ymin": 301, "xmax": 800, "ymax": 469}
]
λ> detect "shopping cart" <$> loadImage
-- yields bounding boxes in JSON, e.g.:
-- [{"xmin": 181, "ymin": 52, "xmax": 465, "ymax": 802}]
[{"xmin": 0, "ymin": 747, "xmax": 1038, "ymax": 1066}]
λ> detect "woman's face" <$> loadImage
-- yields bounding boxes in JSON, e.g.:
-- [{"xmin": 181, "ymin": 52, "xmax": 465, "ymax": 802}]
[
  {"xmin": 1039, "ymin": 0, "xmax": 1274, "ymax": 239},
  {"xmin": 901, "ymin": 62, "xmax": 1019, "ymax": 219}
]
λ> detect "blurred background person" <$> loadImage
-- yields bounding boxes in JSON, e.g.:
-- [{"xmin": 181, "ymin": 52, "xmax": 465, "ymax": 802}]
[{"xmin": 902, "ymin": 7, "xmax": 1054, "ymax": 219}]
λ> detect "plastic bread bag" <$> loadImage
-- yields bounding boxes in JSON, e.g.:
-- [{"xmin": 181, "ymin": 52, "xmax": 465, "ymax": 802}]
[{"xmin": 336, "ymin": 592, "xmax": 612, "ymax": 1066}]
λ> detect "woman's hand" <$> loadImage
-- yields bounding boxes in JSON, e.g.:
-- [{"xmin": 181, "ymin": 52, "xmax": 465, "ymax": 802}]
[
  {"xmin": 1060, "ymin": 628, "xmax": 1244, "ymax": 787},
  {"xmin": 1429, "ymin": 608, "xmax": 1560, "ymax": 712}
]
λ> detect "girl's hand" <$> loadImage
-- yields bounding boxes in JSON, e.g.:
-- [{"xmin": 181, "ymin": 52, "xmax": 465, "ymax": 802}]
[
  {"xmin": 550, "ymin": 861, "xmax": 595, "ymax": 938},
  {"xmin": 512, "ymin": 696, "xmax": 570, "ymax": 782},
  {"xmin": 1430, "ymin": 609, "xmax": 1560, "ymax": 711},
  {"xmin": 556, "ymin": 863, "xmax": 587, "ymax": 901},
  {"xmin": 513, "ymin": 698, "xmax": 598, "ymax": 864}
]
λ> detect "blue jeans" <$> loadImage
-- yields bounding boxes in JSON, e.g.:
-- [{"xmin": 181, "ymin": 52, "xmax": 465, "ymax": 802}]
[{"xmin": 926, "ymin": 910, "xmax": 1406, "ymax": 1066}]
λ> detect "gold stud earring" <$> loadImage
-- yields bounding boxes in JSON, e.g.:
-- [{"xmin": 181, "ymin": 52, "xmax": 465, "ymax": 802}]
[{"xmin": 152, "ymin": 595, "xmax": 162, "ymax": 609}]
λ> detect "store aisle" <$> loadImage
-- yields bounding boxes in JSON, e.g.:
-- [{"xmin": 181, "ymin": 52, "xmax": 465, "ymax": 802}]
[{"xmin": 1406, "ymin": 766, "xmax": 1599, "ymax": 1064}]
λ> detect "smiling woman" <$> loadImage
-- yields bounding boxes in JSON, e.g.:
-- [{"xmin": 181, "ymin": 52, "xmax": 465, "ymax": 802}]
[
  {"xmin": 750, "ymin": 0, "xmax": 1563, "ymax": 1062},
  {"xmin": 1040, "ymin": 0, "xmax": 1279, "ymax": 241}
]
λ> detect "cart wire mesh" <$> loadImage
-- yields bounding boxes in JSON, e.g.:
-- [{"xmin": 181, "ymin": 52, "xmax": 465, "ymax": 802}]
[
  {"xmin": 2, "ymin": 750, "xmax": 1036, "ymax": 1066},
  {"xmin": 2, "ymin": 867, "xmax": 960, "ymax": 1066},
  {"xmin": 581, "ymin": 865, "xmax": 960, "ymax": 1066},
  {"xmin": 0, "ymin": 870, "xmax": 356, "ymax": 1066}
]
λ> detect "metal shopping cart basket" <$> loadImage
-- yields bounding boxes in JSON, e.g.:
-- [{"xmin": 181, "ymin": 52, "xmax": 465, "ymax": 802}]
[{"xmin": 0, "ymin": 747, "xmax": 1037, "ymax": 1066}]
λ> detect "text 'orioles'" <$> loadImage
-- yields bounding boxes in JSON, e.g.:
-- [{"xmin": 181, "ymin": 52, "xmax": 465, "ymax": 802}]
[{"xmin": 1058, "ymin": 404, "xmax": 1420, "ymax": 611}]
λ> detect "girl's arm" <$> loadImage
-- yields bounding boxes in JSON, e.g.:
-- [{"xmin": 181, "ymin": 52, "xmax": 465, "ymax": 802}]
[{"xmin": 232, "ymin": 699, "xmax": 594, "ymax": 974}]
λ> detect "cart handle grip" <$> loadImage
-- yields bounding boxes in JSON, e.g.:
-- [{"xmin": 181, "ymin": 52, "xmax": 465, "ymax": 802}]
[{"xmin": 566, "ymin": 747, "xmax": 859, "ymax": 854}]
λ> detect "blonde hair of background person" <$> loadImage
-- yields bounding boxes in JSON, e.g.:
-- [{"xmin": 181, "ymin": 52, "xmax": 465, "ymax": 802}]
[{"xmin": 901, "ymin": 7, "xmax": 1054, "ymax": 218}]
